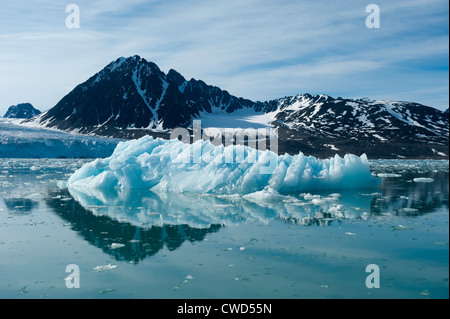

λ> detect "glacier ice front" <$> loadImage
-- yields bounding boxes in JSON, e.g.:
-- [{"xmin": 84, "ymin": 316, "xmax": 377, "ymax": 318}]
[{"xmin": 68, "ymin": 136, "xmax": 380, "ymax": 194}]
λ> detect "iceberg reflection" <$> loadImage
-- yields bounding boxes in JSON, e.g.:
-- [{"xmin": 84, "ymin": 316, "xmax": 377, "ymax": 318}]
[
  {"xmin": 66, "ymin": 186, "xmax": 373, "ymax": 229},
  {"xmin": 46, "ymin": 188, "xmax": 221, "ymax": 263}
]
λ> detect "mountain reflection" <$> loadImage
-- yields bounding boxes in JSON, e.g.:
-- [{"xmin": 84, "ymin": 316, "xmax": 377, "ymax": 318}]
[
  {"xmin": 371, "ymin": 169, "xmax": 449, "ymax": 216},
  {"xmin": 3, "ymin": 198, "xmax": 39, "ymax": 214},
  {"xmin": 46, "ymin": 188, "xmax": 221, "ymax": 263},
  {"xmin": 43, "ymin": 166, "xmax": 448, "ymax": 263}
]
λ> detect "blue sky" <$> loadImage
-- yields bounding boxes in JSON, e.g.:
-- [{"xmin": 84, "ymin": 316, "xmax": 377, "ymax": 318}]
[{"xmin": 0, "ymin": 0, "xmax": 448, "ymax": 115}]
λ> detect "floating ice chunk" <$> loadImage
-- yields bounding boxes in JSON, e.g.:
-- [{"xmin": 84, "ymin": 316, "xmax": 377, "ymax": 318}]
[
  {"xmin": 243, "ymin": 187, "xmax": 295, "ymax": 203},
  {"xmin": 328, "ymin": 204, "xmax": 344, "ymax": 216},
  {"xmin": 395, "ymin": 224, "xmax": 413, "ymax": 230},
  {"xmin": 311, "ymin": 198, "xmax": 327, "ymax": 206},
  {"xmin": 413, "ymin": 178, "xmax": 434, "ymax": 183},
  {"xmin": 111, "ymin": 243, "xmax": 125, "ymax": 249},
  {"xmin": 402, "ymin": 208, "xmax": 418, "ymax": 213},
  {"xmin": 68, "ymin": 136, "xmax": 380, "ymax": 195},
  {"xmin": 93, "ymin": 264, "xmax": 117, "ymax": 272},
  {"xmin": 377, "ymin": 173, "xmax": 402, "ymax": 178},
  {"xmin": 303, "ymin": 193, "xmax": 321, "ymax": 200}
]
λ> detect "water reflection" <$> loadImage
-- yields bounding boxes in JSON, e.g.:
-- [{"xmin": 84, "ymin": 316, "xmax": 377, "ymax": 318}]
[
  {"xmin": 372, "ymin": 168, "xmax": 449, "ymax": 216},
  {"xmin": 65, "ymin": 165, "xmax": 448, "ymax": 231},
  {"xmin": 46, "ymin": 188, "xmax": 221, "ymax": 263},
  {"xmin": 3, "ymin": 198, "xmax": 39, "ymax": 214},
  {"xmin": 1, "ymin": 159, "xmax": 447, "ymax": 264},
  {"xmin": 66, "ymin": 186, "xmax": 373, "ymax": 229}
]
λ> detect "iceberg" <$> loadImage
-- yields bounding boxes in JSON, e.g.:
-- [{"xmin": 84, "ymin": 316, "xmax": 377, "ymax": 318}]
[{"xmin": 68, "ymin": 136, "xmax": 380, "ymax": 195}]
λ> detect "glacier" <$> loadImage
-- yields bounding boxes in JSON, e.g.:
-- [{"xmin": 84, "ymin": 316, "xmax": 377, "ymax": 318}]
[
  {"xmin": 0, "ymin": 119, "xmax": 121, "ymax": 158},
  {"xmin": 68, "ymin": 135, "xmax": 381, "ymax": 194}
]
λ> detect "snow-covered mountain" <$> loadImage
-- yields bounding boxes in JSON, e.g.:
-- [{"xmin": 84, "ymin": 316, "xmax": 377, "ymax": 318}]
[
  {"xmin": 267, "ymin": 94, "xmax": 448, "ymax": 144},
  {"xmin": 3, "ymin": 103, "xmax": 41, "ymax": 119},
  {"xmin": 35, "ymin": 55, "xmax": 264, "ymax": 135},
  {"xmin": 30, "ymin": 55, "xmax": 449, "ymax": 159}
]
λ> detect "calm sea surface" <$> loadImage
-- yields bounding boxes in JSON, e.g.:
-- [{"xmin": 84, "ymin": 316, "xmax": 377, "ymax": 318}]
[{"xmin": 0, "ymin": 159, "xmax": 448, "ymax": 299}]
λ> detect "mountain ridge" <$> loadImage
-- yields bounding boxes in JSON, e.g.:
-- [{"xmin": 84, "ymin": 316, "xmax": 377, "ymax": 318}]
[
  {"xmin": 29, "ymin": 55, "xmax": 449, "ymax": 159},
  {"xmin": 3, "ymin": 103, "xmax": 41, "ymax": 119}
]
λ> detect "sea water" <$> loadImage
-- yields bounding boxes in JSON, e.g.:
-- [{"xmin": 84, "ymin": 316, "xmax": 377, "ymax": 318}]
[{"xmin": 0, "ymin": 158, "xmax": 448, "ymax": 299}]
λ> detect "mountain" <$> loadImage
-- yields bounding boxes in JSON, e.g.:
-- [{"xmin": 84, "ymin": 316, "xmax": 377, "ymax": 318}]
[
  {"xmin": 268, "ymin": 94, "xmax": 448, "ymax": 144},
  {"xmin": 31, "ymin": 56, "xmax": 449, "ymax": 159},
  {"xmin": 269, "ymin": 95, "xmax": 448, "ymax": 158},
  {"xmin": 35, "ymin": 55, "xmax": 264, "ymax": 135},
  {"xmin": 4, "ymin": 103, "xmax": 41, "ymax": 119}
]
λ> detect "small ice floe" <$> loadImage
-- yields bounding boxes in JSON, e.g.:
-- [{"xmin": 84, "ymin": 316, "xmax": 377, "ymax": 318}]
[
  {"xmin": 413, "ymin": 178, "xmax": 434, "ymax": 183},
  {"xmin": 377, "ymin": 173, "xmax": 402, "ymax": 178},
  {"xmin": 303, "ymin": 193, "xmax": 321, "ymax": 201},
  {"xmin": 111, "ymin": 243, "xmax": 125, "ymax": 249},
  {"xmin": 345, "ymin": 232, "xmax": 357, "ymax": 236},
  {"xmin": 402, "ymin": 208, "xmax": 418, "ymax": 213},
  {"xmin": 420, "ymin": 290, "xmax": 430, "ymax": 296},
  {"xmin": 360, "ymin": 192, "xmax": 382, "ymax": 196},
  {"xmin": 360, "ymin": 212, "xmax": 370, "ymax": 220},
  {"xmin": 93, "ymin": 264, "xmax": 117, "ymax": 272},
  {"xmin": 99, "ymin": 288, "xmax": 116, "ymax": 295},
  {"xmin": 182, "ymin": 274, "xmax": 195, "ymax": 285},
  {"xmin": 328, "ymin": 204, "xmax": 344, "ymax": 216},
  {"xmin": 311, "ymin": 198, "xmax": 327, "ymax": 206}
]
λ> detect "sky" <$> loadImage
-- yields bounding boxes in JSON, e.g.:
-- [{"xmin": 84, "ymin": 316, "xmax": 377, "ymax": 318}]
[{"xmin": 0, "ymin": 0, "xmax": 448, "ymax": 115}]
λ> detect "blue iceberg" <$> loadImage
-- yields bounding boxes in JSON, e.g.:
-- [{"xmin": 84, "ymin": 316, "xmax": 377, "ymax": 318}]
[{"xmin": 68, "ymin": 136, "xmax": 380, "ymax": 194}]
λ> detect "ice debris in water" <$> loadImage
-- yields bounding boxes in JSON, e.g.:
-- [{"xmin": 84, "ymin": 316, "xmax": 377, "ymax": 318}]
[
  {"xmin": 68, "ymin": 136, "xmax": 380, "ymax": 195},
  {"xmin": 377, "ymin": 173, "xmax": 402, "ymax": 178},
  {"xmin": 413, "ymin": 178, "xmax": 434, "ymax": 183},
  {"xmin": 93, "ymin": 264, "xmax": 117, "ymax": 272}
]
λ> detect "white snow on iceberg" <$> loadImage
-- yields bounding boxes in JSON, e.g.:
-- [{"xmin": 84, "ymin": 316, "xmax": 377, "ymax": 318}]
[{"xmin": 68, "ymin": 136, "xmax": 380, "ymax": 194}]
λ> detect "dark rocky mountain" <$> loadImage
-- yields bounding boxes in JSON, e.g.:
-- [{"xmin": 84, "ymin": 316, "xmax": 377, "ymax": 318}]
[
  {"xmin": 36, "ymin": 55, "xmax": 264, "ymax": 135},
  {"xmin": 31, "ymin": 56, "xmax": 449, "ymax": 159},
  {"xmin": 4, "ymin": 103, "xmax": 40, "ymax": 119}
]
